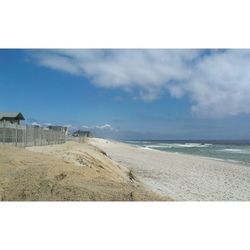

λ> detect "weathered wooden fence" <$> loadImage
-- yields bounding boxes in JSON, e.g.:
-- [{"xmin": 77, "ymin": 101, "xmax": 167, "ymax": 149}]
[{"xmin": 0, "ymin": 122, "xmax": 66, "ymax": 147}]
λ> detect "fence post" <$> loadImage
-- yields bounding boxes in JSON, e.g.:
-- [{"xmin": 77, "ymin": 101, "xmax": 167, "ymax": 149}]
[
  {"xmin": 15, "ymin": 123, "xmax": 18, "ymax": 146},
  {"xmin": 41, "ymin": 128, "xmax": 43, "ymax": 146},
  {"xmin": 25, "ymin": 126, "xmax": 27, "ymax": 147},
  {"xmin": 49, "ymin": 129, "xmax": 52, "ymax": 145},
  {"xmin": 3, "ymin": 120, "xmax": 6, "ymax": 144},
  {"xmin": 34, "ymin": 127, "xmax": 36, "ymax": 146}
]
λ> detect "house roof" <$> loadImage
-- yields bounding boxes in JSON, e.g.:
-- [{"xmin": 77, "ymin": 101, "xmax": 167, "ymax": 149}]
[
  {"xmin": 0, "ymin": 112, "xmax": 25, "ymax": 121},
  {"xmin": 73, "ymin": 130, "xmax": 90, "ymax": 134},
  {"xmin": 47, "ymin": 125, "xmax": 66, "ymax": 129}
]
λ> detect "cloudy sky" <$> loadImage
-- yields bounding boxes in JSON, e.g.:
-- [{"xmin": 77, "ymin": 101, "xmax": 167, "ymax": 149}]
[{"xmin": 1, "ymin": 49, "xmax": 250, "ymax": 139}]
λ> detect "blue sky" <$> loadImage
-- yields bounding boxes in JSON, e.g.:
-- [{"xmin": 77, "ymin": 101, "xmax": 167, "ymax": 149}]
[{"xmin": 1, "ymin": 49, "xmax": 250, "ymax": 140}]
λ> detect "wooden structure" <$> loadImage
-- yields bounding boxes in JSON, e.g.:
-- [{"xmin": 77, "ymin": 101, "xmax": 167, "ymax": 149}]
[
  {"xmin": 0, "ymin": 112, "xmax": 67, "ymax": 146},
  {"xmin": 0, "ymin": 112, "xmax": 25, "ymax": 125},
  {"xmin": 72, "ymin": 130, "xmax": 91, "ymax": 137},
  {"xmin": 0, "ymin": 123, "xmax": 66, "ymax": 146},
  {"xmin": 47, "ymin": 125, "xmax": 67, "ymax": 133}
]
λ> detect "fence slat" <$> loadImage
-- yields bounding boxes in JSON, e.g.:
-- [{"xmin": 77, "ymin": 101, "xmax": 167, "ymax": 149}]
[{"xmin": 0, "ymin": 123, "xmax": 66, "ymax": 147}]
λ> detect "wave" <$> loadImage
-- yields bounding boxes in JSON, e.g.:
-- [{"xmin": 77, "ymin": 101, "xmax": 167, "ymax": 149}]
[
  {"xmin": 146, "ymin": 143, "xmax": 212, "ymax": 149},
  {"xmin": 125, "ymin": 140, "xmax": 151, "ymax": 144},
  {"xmin": 142, "ymin": 147, "xmax": 157, "ymax": 151},
  {"xmin": 218, "ymin": 148, "xmax": 250, "ymax": 154}
]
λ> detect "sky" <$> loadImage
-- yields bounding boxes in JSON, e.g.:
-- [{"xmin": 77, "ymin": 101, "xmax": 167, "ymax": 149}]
[{"xmin": 1, "ymin": 49, "xmax": 250, "ymax": 140}]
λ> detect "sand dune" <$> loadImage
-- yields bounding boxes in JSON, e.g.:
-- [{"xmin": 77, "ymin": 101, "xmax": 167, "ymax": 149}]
[
  {"xmin": 0, "ymin": 141, "xmax": 169, "ymax": 201},
  {"xmin": 89, "ymin": 138, "xmax": 250, "ymax": 201}
]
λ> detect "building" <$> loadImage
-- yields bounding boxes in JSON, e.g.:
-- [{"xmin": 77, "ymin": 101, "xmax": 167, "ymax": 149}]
[
  {"xmin": 0, "ymin": 112, "xmax": 25, "ymax": 125},
  {"xmin": 72, "ymin": 130, "xmax": 91, "ymax": 137},
  {"xmin": 47, "ymin": 125, "xmax": 68, "ymax": 133}
]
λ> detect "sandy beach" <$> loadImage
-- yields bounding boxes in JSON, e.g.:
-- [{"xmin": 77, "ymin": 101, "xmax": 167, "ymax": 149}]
[
  {"xmin": 89, "ymin": 138, "xmax": 250, "ymax": 201},
  {"xmin": 0, "ymin": 141, "xmax": 168, "ymax": 201},
  {"xmin": 1, "ymin": 137, "xmax": 250, "ymax": 201}
]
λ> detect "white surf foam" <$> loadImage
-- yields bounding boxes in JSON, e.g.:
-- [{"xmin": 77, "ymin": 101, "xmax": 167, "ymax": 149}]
[
  {"xmin": 218, "ymin": 148, "xmax": 250, "ymax": 154},
  {"xmin": 147, "ymin": 143, "xmax": 212, "ymax": 149}
]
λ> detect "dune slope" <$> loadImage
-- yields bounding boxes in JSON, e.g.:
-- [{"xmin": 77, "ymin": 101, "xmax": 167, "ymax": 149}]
[{"xmin": 0, "ymin": 142, "xmax": 170, "ymax": 201}]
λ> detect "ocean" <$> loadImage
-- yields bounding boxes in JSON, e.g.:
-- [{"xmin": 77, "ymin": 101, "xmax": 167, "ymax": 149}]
[{"xmin": 124, "ymin": 140, "xmax": 250, "ymax": 165}]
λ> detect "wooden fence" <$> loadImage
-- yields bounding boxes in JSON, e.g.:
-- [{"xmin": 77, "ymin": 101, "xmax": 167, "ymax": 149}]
[{"xmin": 0, "ymin": 122, "xmax": 66, "ymax": 147}]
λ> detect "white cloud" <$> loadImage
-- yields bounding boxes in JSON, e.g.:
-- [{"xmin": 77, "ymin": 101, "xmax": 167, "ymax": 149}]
[
  {"xmin": 31, "ymin": 122, "xmax": 41, "ymax": 126},
  {"xmin": 95, "ymin": 124, "xmax": 114, "ymax": 130},
  {"xmin": 90, "ymin": 124, "xmax": 119, "ymax": 138},
  {"xmin": 31, "ymin": 49, "xmax": 250, "ymax": 117}
]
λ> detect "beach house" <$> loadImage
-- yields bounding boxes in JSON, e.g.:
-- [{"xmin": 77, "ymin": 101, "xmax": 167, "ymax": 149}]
[
  {"xmin": 47, "ymin": 125, "xmax": 68, "ymax": 134},
  {"xmin": 0, "ymin": 112, "xmax": 25, "ymax": 125},
  {"xmin": 72, "ymin": 130, "xmax": 91, "ymax": 137}
]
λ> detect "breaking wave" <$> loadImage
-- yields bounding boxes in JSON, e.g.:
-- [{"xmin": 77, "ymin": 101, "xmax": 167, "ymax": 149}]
[
  {"xmin": 218, "ymin": 148, "xmax": 250, "ymax": 154},
  {"xmin": 146, "ymin": 143, "xmax": 212, "ymax": 149}
]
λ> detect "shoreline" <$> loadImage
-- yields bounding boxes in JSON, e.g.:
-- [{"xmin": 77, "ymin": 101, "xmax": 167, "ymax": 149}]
[
  {"xmin": 120, "ymin": 140, "xmax": 250, "ymax": 167},
  {"xmin": 89, "ymin": 138, "xmax": 250, "ymax": 201},
  {"xmin": 97, "ymin": 138, "xmax": 250, "ymax": 167},
  {"xmin": 135, "ymin": 143, "xmax": 250, "ymax": 167}
]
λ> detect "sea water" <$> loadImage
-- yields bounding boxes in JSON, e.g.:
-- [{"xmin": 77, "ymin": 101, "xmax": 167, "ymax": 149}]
[{"xmin": 124, "ymin": 140, "xmax": 250, "ymax": 165}]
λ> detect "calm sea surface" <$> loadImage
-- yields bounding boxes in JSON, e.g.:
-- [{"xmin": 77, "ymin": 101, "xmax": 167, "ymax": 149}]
[{"xmin": 123, "ymin": 140, "xmax": 250, "ymax": 165}]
